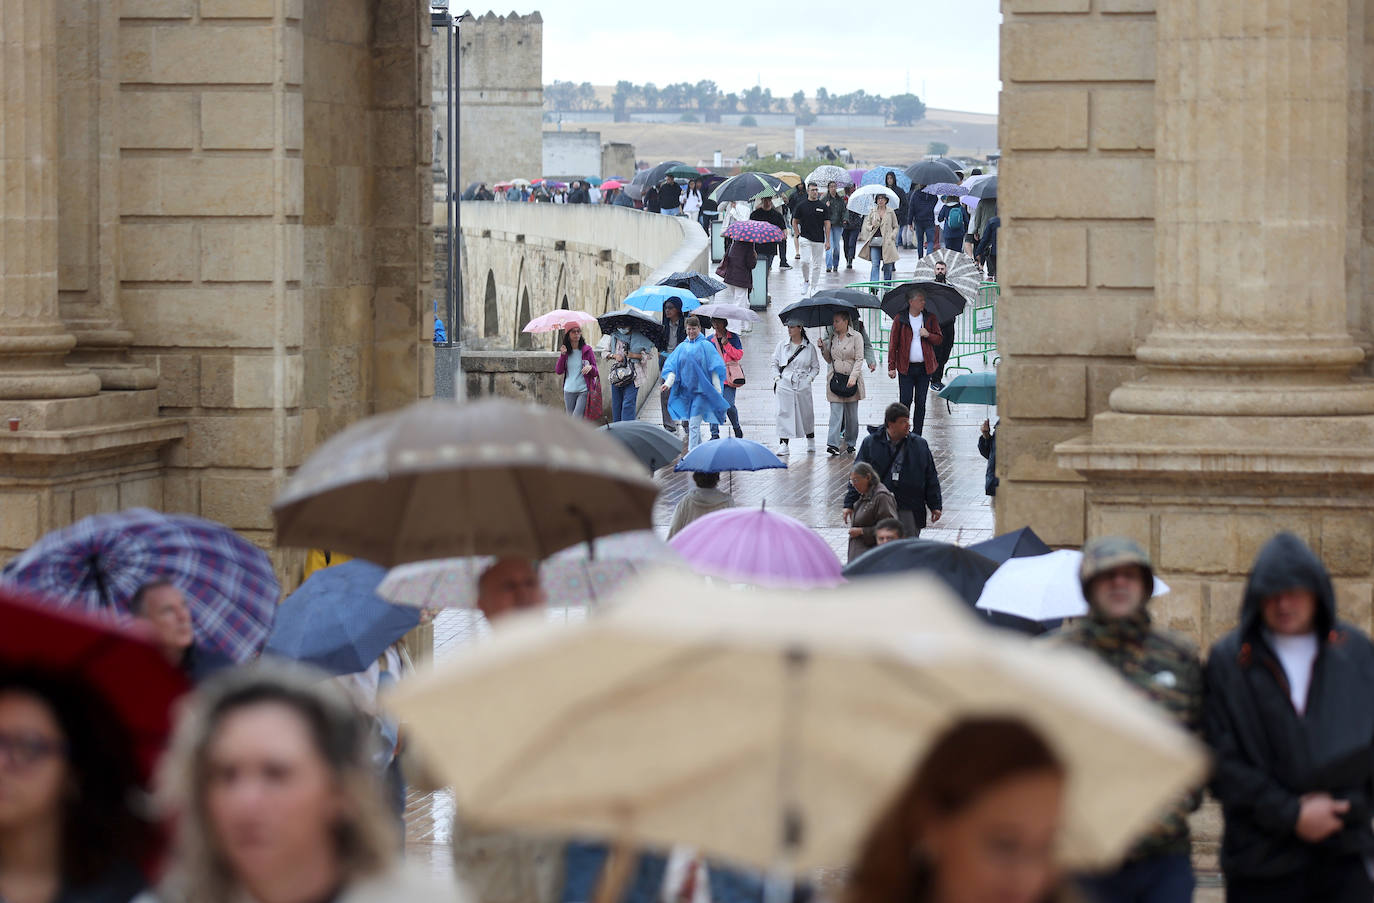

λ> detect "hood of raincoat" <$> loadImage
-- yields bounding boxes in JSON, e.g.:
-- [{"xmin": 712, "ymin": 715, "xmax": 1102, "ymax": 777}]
[{"xmin": 1239, "ymin": 531, "xmax": 1336, "ymax": 639}]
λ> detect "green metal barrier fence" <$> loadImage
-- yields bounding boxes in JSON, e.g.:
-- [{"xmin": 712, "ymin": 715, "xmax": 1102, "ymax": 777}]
[{"xmin": 843, "ymin": 279, "xmax": 999, "ymax": 374}]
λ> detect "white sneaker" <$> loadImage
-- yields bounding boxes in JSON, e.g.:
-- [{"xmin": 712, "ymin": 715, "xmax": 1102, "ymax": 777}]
[
  {"xmin": 775, "ymin": 441, "xmax": 790, "ymax": 455},
  {"xmin": 807, "ymin": 437, "xmax": 816, "ymax": 453},
  {"xmin": 802, "ymin": 281, "xmax": 811, "ymax": 297}
]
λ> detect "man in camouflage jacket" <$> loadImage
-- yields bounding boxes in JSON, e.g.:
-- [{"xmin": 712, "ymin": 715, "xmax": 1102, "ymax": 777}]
[{"xmin": 1051, "ymin": 537, "xmax": 1204, "ymax": 903}]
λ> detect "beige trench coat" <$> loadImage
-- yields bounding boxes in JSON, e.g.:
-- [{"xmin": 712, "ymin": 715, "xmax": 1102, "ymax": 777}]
[
  {"xmin": 857, "ymin": 208, "xmax": 900, "ymax": 264},
  {"xmin": 821, "ymin": 330, "xmax": 866, "ymax": 404}
]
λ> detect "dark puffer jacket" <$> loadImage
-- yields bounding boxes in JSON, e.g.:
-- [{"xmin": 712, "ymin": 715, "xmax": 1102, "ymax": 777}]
[{"xmin": 1205, "ymin": 532, "xmax": 1374, "ymax": 879}]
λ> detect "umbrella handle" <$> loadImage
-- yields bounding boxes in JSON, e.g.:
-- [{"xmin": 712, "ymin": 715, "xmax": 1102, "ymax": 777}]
[{"xmin": 593, "ymin": 840, "xmax": 637, "ymax": 903}]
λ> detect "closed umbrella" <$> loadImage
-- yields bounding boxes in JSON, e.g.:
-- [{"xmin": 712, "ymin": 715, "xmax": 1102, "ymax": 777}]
[
  {"xmin": 804, "ymin": 164, "xmax": 851, "ymax": 187},
  {"xmin": 524, "ymin": 310, "xmax": 599, "ymax": 334},
  {"xmin": 669, "ymin": 507, "xmax": 842, "ymax": 589},
  {"xmin": 911, "ymin": 248, "xmax": 981, "ymax": 303},
  {"xmin": 659, "ymin": 271, "xmax": 727, "ymax": 298},
  {"xmin": 273, "ymin": 399, "xmax": 659, "ymax": 566},
  {"xmin": 903, "ymin": 161, "xmax": 960, "ymax": 186},
  {"xmin": 624, "ymin": 284, "xmax": 701, "ymax": 313},
  {"xmin": 673, "ymin": 437, "xmax": 786, "ymax": 474},
  {"xmin": 968, "ymin": 527, "xmax": 1053, "ymax": 565},
  {"xmin": 880, "ymin": 281, "xmax": 967, "ymax": 323},
  {"xmin": 846, "ymin": 184, "xmax": 900, "ymax": 216},
  {"xmin": 860, "ymin": 166, "xmax": 912, "ymax": 192},
  {"xmin": 777, "ymin": 295, "xmax": 860, "ymax": 329},
  {"xmin": 265, "ymin": 560, "xmax": 420, "ymax": 675},
  {"xmin": 389, "ymin": 570, "xmax": 1211, "ymax": 875},
  {"xmin": 600, "ymin": 421, "xmax": 682, "ymax": 473},
  {"xmin": 976, "ymin": 549, "xmax": 1172, "ymax": 623},
  {"xmin": 2, "ymin": 508, "xmax": 280, "ymax": 663}
]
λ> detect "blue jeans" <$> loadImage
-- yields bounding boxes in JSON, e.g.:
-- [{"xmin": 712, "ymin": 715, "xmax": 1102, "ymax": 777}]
[
  {"xmin": 826, "ymin": 225, "xmax": 844, "ymax": 268},
  {"xmin": 1077, "ymin": 852, "xmax": 1194, "ymax": 903},
  {"xmin": 869, "ymin": 254, "xmax": 895, "ymax": 283},
  {"xmin": 661, "ymin": 206, "xmax": 680, "ymax": 215},
  {"xmin": 561, "ymin": 841, "xmax": 767, "ymax": 903},
  {"xmin": 898, "ymin": 367, "xmax": 930, "ymax": 435},
  {"xmin": 916, "ymin": 224, "xmax": 938, "ymax": 257},
  {"xmin": 710, "ymin": 385, "xmax": 741, "ymax": 438},
  {"xmin": 610, "ymin": 382, "xmax": 638, "ymax": 422},
  {"xmin": 687, "ymin": 414, "xmax": 705, "ymax": 450}
]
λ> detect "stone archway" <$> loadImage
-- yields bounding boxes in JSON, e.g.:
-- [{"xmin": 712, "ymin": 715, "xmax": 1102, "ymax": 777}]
[
  {"xmin": 482, "ymin": 270, "xmax": 498, "ymax": 338},
  {"xmin": 515, "ymin": 287, "xmax": 533, "ymax": 350}
]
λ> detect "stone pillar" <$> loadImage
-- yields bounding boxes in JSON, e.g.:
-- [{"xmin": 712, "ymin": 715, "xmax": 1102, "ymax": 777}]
[
  {"xmin": 0, "ymin": 0, "xmax": 100, "ymax": 399},
  {"xmin": 1107, "ymin": 0, "xmax": 1374, "ymax": 420}
]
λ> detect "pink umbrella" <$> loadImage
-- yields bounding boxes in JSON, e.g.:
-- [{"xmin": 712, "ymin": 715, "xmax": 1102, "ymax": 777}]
[
  {"xmin": 523, "ymin": 310, "xmax": 598, "ymax": 334},
  {"xmin": 848, "ymin": 168, "xmax": 868, "ymax": 185},
  {"xmin": 601, "ymin": 180, "xmax": 624, "ymax": 190},
  {"xmin": 669, "ymin": 507, "xmax": 843, "ymax": 589}
]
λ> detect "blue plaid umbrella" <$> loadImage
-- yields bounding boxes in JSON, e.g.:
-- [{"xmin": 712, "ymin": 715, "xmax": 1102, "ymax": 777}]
[
  {"xmin": 861, "ymin": 166, "xmax": 912, "ymax": 192},
  {"xmin": 1, "ymin": 508, "xmax": 279, "ymax": 662},
  {"xmin": 623, "ymin": 284, "xmax": 701, "ymax": 312},
  {"xmin": 266, "ymin": 560, "xmax": 419, "ymax": 675}
]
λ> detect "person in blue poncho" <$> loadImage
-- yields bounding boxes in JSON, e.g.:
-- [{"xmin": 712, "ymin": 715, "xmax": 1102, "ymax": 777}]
[{"xmin": 659, "ymin": 315, "xmax": 730, "ymax": 452}]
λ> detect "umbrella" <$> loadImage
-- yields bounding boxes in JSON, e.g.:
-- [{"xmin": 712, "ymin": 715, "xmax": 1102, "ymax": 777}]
[
  {"xmin": 659, "ymin": 164, "xmax": 700, "ymax": 181},
  {"xmin": 623, "ymin": 284, "xmax": 700, "ymax": 313},
  {"xmin": 460, "ymin": 181, "xmax": 482, "ymax": 200},
  {"xmin": 272, "ymin": 399, "xmax": 660, "ymax": 566},
  {"xmin": 642, "ymin": 161, "xmax": 688, "ymax": 188},
  {"xmin": 842, "ymin": 539, "xmax": 998, "ymax": 607},
  {"xmin": 598, "ymin": 308, "xmax": 665, "ymax": 345},
  {"xmin": 804, "ymin": 164, "xmax": 851, "ymax": 187},
  {"xmin": 510, "ymin": 178, "xmax": 532, "ymax": 188},
  {"xmin": 584, "ymin": 176, "xmax": 604, "ymax": 186},
  {"xmin": 770, "ymin": 171, "xmax": 802, "ymax": 188},
  {"xmin": 600, "ymin": 421, "xmax": 682, "ymax": 473},
  {"xmin": 938, "ymin": 371, "xmax": 996, "ymax": 406},
  {"xmin": 692, "ymin": 302, "xmax": 760, "ymax": 323},
  {"xmin": 968, "ymin": 527, "xmax": 1053, "ymax": 565},
  {"xmin": 2, "ymin": 508, "xmax": 280, "ymax": 663},
  {"xmin": 673, "ymin": 437, "xmax": 786, "ymax": 474},
  {"xmin": 659, "ymin": 271, "xmax": 727, "ymax": 298},
  {"xmin": 709, "ymin": 173, "xmax": 780, "ymax": 203},
  {"xmin": 600, "ymin": 180, "xmax": 624, "ymax": 191},
  {"xmin": 904, "ymin": 161, "xmax": 960, "ymax": 186},
  {"xmin": 846, "ymin": 184, "xmax": 900, "ymax": 216},
  {"xmin": 920, "ymin": 182, "xmax": 965, "ymax": 198},
  {"xmin": 777, "ymin": 295, "xmax": 859, "ymax": 329},
  {"xmin": 966, "ymin": 176, "xmax": 997, "ymax": 200},
  {"xmin": 377, "ymin": 532, "xmax": 682, "ymax": 610},
  {"xmin": 847, "ymin": 168, "xmax": 868, "ymax": 185},
  {"xmin": 911, "ymin": 249, "xmax": 981, "ymax": 303},
  {"xmin": 265, "ymin": 560, "xmax": 420, "ymax": 676},
  {"xmin": 934, "ymin": 157, "xmax": 965, "ymax": 174},
  {"xmin": 0, "ymin": 585, "xmax": 189, "ymax": 782},
  {"xmin": 523, "ymin": 310, "xmax": 599, "ymax": 334},
  {"xmin": 388, "ymin": 570, "xmax": 1211, "ymax": 874},
  {"xmin": 976, "ymin": 550, "xmax": 1172, "ymax": 623},
  {"xmin": 669, "ymin": 507, "xmax": 842, "ymax": 589},
  {"xmin": 810, "ymin": 288, "xmax": 883, "ymax": 309},
  {"xmin": 879, "ymin": 281, "xmax": 967, "ymax": 323},
  {"xmin": 860, "ymin": 166, "xmax": 912, "ymax": 192},
  {"xmin": 723, "ymin": 220, "xmax": 786, "ymax": 243}
]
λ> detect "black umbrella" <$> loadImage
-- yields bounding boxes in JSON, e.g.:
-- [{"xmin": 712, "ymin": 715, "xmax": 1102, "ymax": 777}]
[
  {"xmin": 709, "ymin": 172, "xmax": 782, "ymax": 203},
  {"xmin": 811, "ymin": 288, "xmax": 883, "ymax": 309},
  {"xmin": 600, "ymin": 422, "xmax": 681, "ymax": 473},
  {"xmin": 660, "ymin": 272, "xmax": 727, "ymax": 298},
  {"xmin": 904, "ymin": 161, "xmax": 960, "ymax": 186},
  {"xmin": 612, "ymin": 192, "xmax": 635, "ymax": 208},
  {"xmin": 966, "ymin": 176, "xmax": 997, "ymax": 200},
  {"xmin": 968, "ymin": 527, "xmax": 1051, "ymax": 565},
  {"xmin": 644, "ymin": 160, "xmax": 688, "ymax": 187},
  {"xmin": 935, "ymin": 157, "xmax": 965, "ymax": 175},
  {"xmin": 842, "ymin": 539, "xmax": 1046, "ymax": 635},
  {"xmin": 777, "ymin": 296, "xmax": 859, "ymax": 329},
  {"xmin": 460, "ymin": 181, "xmax": 481, "ymax": 200},
  {"xmin": 880, "ymin": 281, "xmax": 967, "ymax": 324},
  {"xmin": 597, "ymin": 308, "xmax": 665, "ymax": 345},
  {"xmin": 624, "ymin": 169, "xmax": 652, "ymax": 201}
]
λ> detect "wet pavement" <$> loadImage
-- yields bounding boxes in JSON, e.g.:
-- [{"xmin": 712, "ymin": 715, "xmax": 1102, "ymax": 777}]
[{"xmin": 402, "ymin": 243, "xmax": 1000, "ymax": 880}]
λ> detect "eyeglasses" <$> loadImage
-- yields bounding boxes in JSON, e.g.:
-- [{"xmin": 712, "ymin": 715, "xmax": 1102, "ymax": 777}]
[{"xmin": 0, "ymin": 731, "xmax": 67, "ymax": 770}]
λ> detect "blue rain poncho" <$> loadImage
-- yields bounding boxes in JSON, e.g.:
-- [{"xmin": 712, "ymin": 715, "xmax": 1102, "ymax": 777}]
[{"xmin": 661, "ymin": 335, "xmax": 730, "ymax": 423}]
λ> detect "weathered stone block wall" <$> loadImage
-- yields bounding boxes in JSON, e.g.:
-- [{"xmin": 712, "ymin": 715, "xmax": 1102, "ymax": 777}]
[
  {"xmin": 458, "ymin": 11, "xmax": 542, "ymax": 188},
  {"xmin": 462, "ymin": 351, "xmax": 564, "ymax": 408},
  {"xmin": 996, "ymin": 0, "xmax": 1158, "ymax": 547}
]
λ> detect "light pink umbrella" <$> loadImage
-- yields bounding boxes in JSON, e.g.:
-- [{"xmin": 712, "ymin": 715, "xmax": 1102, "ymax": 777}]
[
  {"xmin": 669, "ymin": 507, "xmax": 843, "ymax": 589},
  {"xmin": 523, "ymin": 310, "xmax": 598, "ymax": 334}
]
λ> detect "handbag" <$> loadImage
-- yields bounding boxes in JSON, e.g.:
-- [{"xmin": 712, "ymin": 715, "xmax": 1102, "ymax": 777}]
[
  {"xmin": 829, "ymin": 371, "xmax": 858, "ymax": 398},
  {"xmin": 584, "ymin": 375, "xmax": 604, "ymax": 422},
  {"xmin": 725, "ymin": 360, "xmax": 746, "ymax": 387},
  {"xmin": 607, "ymin": 341, "xmax": 636, "ymax": 387}
]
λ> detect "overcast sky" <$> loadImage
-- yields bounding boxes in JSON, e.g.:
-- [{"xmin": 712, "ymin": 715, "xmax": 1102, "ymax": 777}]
[{"xmin": 480, "ymin": 0, "xmax": 1003, "ymax": 115}]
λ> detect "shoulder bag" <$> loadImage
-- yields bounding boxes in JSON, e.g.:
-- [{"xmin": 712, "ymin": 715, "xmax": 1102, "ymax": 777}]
[{"xmin": 715, "ymin": 336, "xmax": 746, "ymax": 387}]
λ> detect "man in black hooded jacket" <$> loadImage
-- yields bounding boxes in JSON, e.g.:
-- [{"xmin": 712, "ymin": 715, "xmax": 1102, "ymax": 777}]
[
  {"xmin": 842, "ymin": 402, "xmax": 941, "ymax": 538},
  {"xmin": 1205, "ymin": 531, "xmax": 1374, "ymax": 902}
]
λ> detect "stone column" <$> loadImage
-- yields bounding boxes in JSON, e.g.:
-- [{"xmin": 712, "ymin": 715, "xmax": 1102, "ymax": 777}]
[
  {"xmin": 1109, "ymin": 0, "xmax": 1374, "ymax": 419},
  {"xmin": 0, "ymin": 0, "xmax": 100, "ymax": 399}
]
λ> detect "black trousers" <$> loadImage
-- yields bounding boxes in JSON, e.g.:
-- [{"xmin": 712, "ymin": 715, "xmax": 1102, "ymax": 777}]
[
  {"xmin": 1226, "ymin": 855, "xmax": 1374, "ymax": 903},
  {"xmin": 842, "ymin": 227, "xmax": 860, "ymax": 264},
  {"xmin": 932, "ymin": 320, "xmax": 957, "ymax": 384}
]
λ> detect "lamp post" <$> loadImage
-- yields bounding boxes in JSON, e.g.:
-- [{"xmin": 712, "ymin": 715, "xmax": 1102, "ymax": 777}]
[{"xmin": 431, "ymin": 3, "xmax": 463, "ymax": 398}]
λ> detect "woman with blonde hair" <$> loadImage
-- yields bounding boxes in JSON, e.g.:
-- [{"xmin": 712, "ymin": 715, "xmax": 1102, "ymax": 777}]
[
  {"xmin": 844, "ymin": 717, "xmax": 1073, "ymax": 903},
  {"xmin": 156, "ymin": 665, "xmax": 465, "ymax": 903}
]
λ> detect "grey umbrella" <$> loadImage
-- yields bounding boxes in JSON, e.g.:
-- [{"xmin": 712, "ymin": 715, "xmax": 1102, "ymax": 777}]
[
  {"xmin": 601, "ymin": 421, "xmax": 682, "ymax": 473},
  {"xmin": 903, "ymin": 161, "xmax": 960, "ymax": 186},
  {"xmin": 273, "ymin": 400, "xmax": 659, "ymax": 566}
]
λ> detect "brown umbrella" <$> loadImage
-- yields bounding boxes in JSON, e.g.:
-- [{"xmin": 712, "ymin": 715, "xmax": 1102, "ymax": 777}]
[{"xmin": 273, "ymin": 399, "xmax": 659, "ymax": 566}]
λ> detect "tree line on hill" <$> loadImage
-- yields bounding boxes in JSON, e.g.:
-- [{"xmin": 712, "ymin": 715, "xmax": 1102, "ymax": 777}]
[{"xmin": 543, "ymin": 80, "xmax": 927, "ymax": 126}]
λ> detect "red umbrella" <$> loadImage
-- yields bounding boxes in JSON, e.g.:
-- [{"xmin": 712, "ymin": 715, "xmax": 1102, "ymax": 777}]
[{"xmin": 0, "ymin": 586, "xmax": 189, "ymax": 782}]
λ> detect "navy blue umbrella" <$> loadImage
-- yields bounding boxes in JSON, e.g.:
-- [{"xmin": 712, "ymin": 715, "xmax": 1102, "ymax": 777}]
[
  {"xmin": 659, "ymin": 271, "xmax": 727, "ymax": 298},
  {"xmin": 968, "ymin": 527, "xmax": 1052, "ymax": 565},
  {"xmin": 674, "ymin": 437, "xmax": 786, "ymax": 474},
  {"xmin": 266, "ymin": 560, "xmax": 420, "ymax": 675}
]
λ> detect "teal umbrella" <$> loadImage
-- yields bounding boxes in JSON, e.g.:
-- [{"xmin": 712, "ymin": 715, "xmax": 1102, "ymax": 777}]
[{"xmin": 938, "ymin": 371, "xmax": 996, "ymax": 406}]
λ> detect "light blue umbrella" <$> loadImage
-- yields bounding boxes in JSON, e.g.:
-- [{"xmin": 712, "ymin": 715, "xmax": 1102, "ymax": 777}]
[
  {"xmin": 861, "ymin": 165, "xmax": 912, "ymax": 193},
  {"xmin": 622, "ymin": 284, "xmax": 701, "ymax": 313},
  {"xmin": 674, "ymin": 437, "xmax": 786, "ymax": 474},
  {"xmin": 265, "ymin": 560, "xmax": 420, "ymax": 675}
]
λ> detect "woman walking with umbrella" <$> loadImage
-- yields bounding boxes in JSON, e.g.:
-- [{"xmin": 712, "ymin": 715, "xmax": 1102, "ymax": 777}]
[
  {"xmin": 858, "ymin": 192, "xmax": 900, "ymax": 284},
  {"xmin": 714, "ymin": 232, "xmax": 757, "ymax": 308},
  {"xmin": 772, "ymin": 319, "xmax": 820, "ymax": 455},
  {"xmin": 602, "ymin": 321, "xmax": 656, "ymax": 424},
  {"xmin": 821, "ymin": 309, "xmax": 865, "ymax": 456},
  {"xmin": 555, "ymin": 325, "xmax": 598, "ymax": 418}
]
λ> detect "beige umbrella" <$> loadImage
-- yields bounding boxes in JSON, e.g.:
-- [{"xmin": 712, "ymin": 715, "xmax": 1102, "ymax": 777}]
[
  {"xmin": 389, "ymin": 571, "xmax": 1208, "ymax": 875},
  {"xmin": 273, "ymin": 399, "xmax": 659, "ymax": 567}
]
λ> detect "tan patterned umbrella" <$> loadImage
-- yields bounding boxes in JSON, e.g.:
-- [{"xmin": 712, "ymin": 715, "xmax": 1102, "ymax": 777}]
[
  {"xmin": 390, "ymin": 570, "xmax": 1209, "ymax": 874},
  {"xmin": 273, "ymin": 400, "xmax": 658, "ymax": 566},
  {"xmin": 912, "ymin": 248, "xmax": 982, "ymax": 303}
]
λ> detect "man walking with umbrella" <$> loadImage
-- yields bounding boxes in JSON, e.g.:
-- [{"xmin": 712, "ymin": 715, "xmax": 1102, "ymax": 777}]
[
  {"xmin": 843, "ymin": 402, "xmax": 941, "ymax": 539},
  {"xmin": 1051, "ymin": 538, "xmax": 1204, "ymax": 903},
  {"xmin": 886, "ymin": 287, "xmax": 942, "ymax": 435},
  {"xmin": 130, "ymin": 580, "xmax": 234, "ymax": 684}
]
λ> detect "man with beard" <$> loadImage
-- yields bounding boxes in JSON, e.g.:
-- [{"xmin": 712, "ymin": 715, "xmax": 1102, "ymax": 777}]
[{"xmin": 929, "ymin": 259, "xmax": 960, "ymax": 392}]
